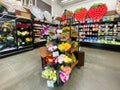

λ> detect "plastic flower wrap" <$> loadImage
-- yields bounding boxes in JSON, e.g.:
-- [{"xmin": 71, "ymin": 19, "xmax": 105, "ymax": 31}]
[
  {"xmin": 59, "ymin": 66, "xmax": 72, "ymax": 83},
  {"xmin": 57, "ymin": 54, "xmax": 72, "ymax": 64},
  {"xmin": 46, "ymin": 55, "xmax": 57, "ymax": 64},
  {"xmin": 59, "ymin": 32, "xmax": 70, "ymax": 40},
  {"xmin": 42, "ymin": 67, "xmax": 57, "ymax": 82},
  {"xmin": 62, "ymin": 26, "xmax": 75, "ymax": 31},
  {"xmin": 40, "ymin": 25, "xmax": 50, "ymax": 35},
  {"xmin": 61, "ymin": 65, "xmax": 72, "ymax": 75},
  {"xmin": 58, "ymin": 42, "xmax": 71, "ymax": 51},
  {"xmin": 46, "ymin": 43, "xmax": 57, "ymax": 52},
  {"xmin": 71, "ymin": 41, "xmax": 78, "ymax": 48}
]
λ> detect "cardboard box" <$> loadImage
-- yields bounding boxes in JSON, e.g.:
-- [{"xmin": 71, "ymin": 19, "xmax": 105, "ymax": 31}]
[{"xmin": 16, "ymin": 7, "xmax": 31, "ymax": 19}]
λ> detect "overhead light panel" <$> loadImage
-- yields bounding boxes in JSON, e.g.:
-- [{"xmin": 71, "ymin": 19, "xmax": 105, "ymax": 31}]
[{"xmin": 61, "ymin": 0, "xmax": 74, "ymax": 3}]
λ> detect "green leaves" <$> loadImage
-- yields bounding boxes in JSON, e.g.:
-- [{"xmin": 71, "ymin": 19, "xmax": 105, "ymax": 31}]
[
  {"xmin": 75, "ymin": 7, "xmax": 84, "ymax": 12},
  {"xmin": 91, "ymin": 3, "xmax": 104, "ymax": 8}
]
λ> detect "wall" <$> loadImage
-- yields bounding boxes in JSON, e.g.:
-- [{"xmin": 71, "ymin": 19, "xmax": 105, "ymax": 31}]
[
  {"xmin": 63, "ymin": 0, "xmax": 116, "ymax": 12},
  {"xmin": 37, "ymin": 0, "xmax": 51, "ymax": 14},
  {"xmin": 51, "ymin": 0, "xmax": 63, "ymax": 17},
  {"xmin": 41, "ymin": 0, "xmax": 51, "ymax": 6},
  {"xmin": 41, "ymin": 0, "xmax": 63, "ymax": 17}
]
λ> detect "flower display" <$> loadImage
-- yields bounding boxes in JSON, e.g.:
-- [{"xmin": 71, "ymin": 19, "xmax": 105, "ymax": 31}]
[
  {"xmin": 60, "ymin": 66, "xmax": 72, "ymax": 83},
  {"xmin": 59, "ymin": 32, "xmax": 69, "ymax": 40},
  {"xmin": 62, "ymin": 26, "xmax": 75, "ymax": 31},
  {"xmin": 71, "ymin": 41, "xmax": 78, "ymax": 48},
  {"xmin": 58, "ymin": 42, "xmax": 71, "ymax": 51},
  {"xmin": 57, "ymin": 54, "xmax": 72, "ymax": 64},
  {"xmin": 59, "ymin": 71, "xmax": 69, "ymax": 83},
  {"xmin": 46, "ymin": 43, "xmax": 57, "ymax": 52},
  {"xmin": 42, "ymin": 67, "xmax": 57, "ymax": 82},
  {"xmin": 46, "ymin": 55, "xmax": 57, "ymax": 64},
  {"xmin": 16, "ymin": 23, "xmax": 31, "ymax": 27},
  {"xmin": 60, "ymin": 65, "xmax": 72, "ymax": 75},
  {"xmin": 40, "ymin": 25, "xmax": 50, "ymax": 35}
]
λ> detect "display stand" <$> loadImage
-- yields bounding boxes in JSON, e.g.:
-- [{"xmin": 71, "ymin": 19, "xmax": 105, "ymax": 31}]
[{"xmin": 39, "ymin": 11, "xmax": 85, "ymax": 87}]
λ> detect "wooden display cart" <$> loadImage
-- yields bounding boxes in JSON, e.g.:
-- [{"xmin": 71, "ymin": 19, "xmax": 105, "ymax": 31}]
[{"xmin": 38, "ymin": 46, "xmax": 84, "ymax": 70}]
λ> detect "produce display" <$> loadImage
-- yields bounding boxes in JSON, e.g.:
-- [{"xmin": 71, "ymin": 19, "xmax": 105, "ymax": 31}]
[{"xmin": 79, "ymin": 16, "xmax": 120, "ymax": 45}]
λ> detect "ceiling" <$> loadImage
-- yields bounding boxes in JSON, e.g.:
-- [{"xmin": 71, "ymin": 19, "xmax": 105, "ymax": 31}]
[{"xmin": 57, "ymin": 0, "xmax": 84, "ymax": 7}]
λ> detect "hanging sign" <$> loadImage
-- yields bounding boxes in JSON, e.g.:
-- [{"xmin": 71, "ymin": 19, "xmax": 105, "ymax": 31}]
[{"xmin": 21, "ymin": 0, "xmax": 37, "ymax": 7}]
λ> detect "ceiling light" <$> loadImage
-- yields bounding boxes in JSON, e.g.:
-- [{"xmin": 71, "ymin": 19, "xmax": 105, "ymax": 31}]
[
  {"xmin": 61, "ymin": 0, "xmax": 74, "ymax": 3},
  {"xmin": 61, "ymin": 0, "xmax": 68, "ymax": 3}
]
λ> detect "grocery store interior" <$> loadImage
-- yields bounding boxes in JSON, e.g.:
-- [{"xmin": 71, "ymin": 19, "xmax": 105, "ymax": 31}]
[{"xmin": 0, "ymin": 0, "xmax": 120, "ymax": 90}]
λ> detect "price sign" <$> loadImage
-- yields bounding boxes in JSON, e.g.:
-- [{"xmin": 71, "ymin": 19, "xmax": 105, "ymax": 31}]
[
  {"xmin": 52, "ymin": 51, "xmax": 59, "ymax": 57},
  {"xmin": 47, "ymin": 80, "xmax": 54, "ymax": 87}
]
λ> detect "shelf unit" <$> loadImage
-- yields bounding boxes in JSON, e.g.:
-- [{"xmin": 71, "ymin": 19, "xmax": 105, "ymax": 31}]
[
  {"xmin": 79, "ymin": 17, "xmax": 120, "ymax": 51},
  {"xmin": 33, "ymin": 20, "xmax": 58, "ymax": 48},
  {"xmin": 16, "ymin": 18, "xmax": 33, "ymax": 49},
  {"xmin": 0, "ymin": 13, "xmax": 33, "ymax": 58}
]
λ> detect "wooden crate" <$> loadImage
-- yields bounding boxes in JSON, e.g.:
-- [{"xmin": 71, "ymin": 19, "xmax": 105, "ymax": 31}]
[{"xmin": 16, "ymin": 7, "xmax": 31, "ymax": 19}]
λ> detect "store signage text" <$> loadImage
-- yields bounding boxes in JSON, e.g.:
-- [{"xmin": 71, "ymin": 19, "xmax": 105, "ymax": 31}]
[{"xmin": 21, "ymin": 0, "xmax": 37, "ymax": 7}]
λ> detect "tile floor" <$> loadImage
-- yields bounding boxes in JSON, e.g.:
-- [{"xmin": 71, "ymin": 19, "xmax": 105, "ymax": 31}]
[{"xmin": 0, "ymin": 47, "xmax": 120, "ymax": 90}]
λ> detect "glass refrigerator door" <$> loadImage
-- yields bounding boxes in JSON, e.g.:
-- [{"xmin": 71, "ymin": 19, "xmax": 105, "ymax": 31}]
[{"xmin": 0, "ymin": 13, "xmax": 17, "ymax": 53}]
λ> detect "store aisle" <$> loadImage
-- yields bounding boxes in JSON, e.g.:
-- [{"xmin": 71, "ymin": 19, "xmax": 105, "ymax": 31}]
[{"xmin": 0, "ymin": 47, "xmax": 120, "ymax": 90}]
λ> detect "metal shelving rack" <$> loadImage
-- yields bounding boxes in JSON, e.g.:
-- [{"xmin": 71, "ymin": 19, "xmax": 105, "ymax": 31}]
[{"xmin": 79, "ymin": 18, "xmax": 120, "ymax": 51}]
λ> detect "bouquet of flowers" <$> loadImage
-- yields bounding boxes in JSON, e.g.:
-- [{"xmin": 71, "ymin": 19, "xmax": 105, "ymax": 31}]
[
  {"xmin": 57, "ymin": 54, "xmax": 72, "ymax": 64},
  {"xmin": 42, "ymin": 67, "xmax": 57, "ymax": 82},
  {"xmin": 46, "ymin": 55, "xmax": 58, "ymax": 64},
  {"xmin": 58, "ymin": 42, "xmax": 71, "ymax": 51},
  {"xmin": 59, "ymin": 65, "xmax": 72, "ymax": 83},
  {"xmin": 46, "ymin": 43, "xmax": 57, "ymax": 52}
]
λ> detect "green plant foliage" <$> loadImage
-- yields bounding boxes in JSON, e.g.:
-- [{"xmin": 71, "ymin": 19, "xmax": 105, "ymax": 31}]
[{"xmin": 91, "ymin": 3, "xmax": 104, "ymax": 8}]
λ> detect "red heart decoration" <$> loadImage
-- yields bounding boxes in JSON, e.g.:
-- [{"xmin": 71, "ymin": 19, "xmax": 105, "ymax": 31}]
[
  {"xmin": 88, "ymin": 4, "xmax": 107, "ymax": 19},
  {"xmin": 74, "ymin": 8, "xmax": 87, "ymax": 21}
]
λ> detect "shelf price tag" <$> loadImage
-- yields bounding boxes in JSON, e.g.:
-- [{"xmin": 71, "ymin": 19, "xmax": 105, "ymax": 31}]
[
  {"xmin": 52, "ymin": 51, "xmax": 59, "ymax": 57},
  {"xmin": 47, "ymin": 80, "xmax": 54, "ymax": 87}
]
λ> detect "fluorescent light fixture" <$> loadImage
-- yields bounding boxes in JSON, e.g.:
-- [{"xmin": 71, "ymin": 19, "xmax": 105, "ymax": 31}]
[
  {"xmin": 61, "ymin": 0, "xmax": 74, "ymax": 3},
  {"xmin": 61, "ymin": 0, "xmax": 68, "ymax": 3}
]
